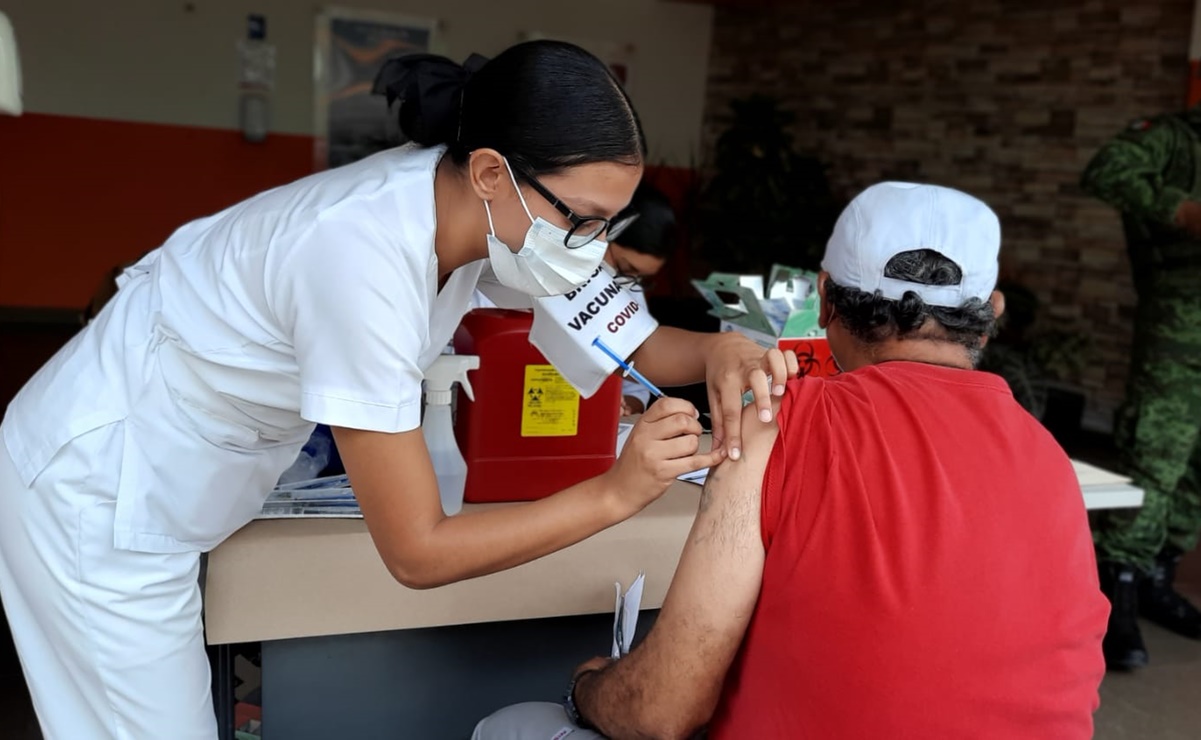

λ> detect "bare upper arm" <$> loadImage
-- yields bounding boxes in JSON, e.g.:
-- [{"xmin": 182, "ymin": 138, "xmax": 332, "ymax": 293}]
[
  {"xmin": 618, "ymin": 398, "xmax": 781, "ymax": 732},
  {"xmin": 330, "ymin": 426, "xmax": 445, "ymax": 586}
]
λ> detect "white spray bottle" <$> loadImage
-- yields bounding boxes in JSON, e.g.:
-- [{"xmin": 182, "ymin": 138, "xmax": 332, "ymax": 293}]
[{"xmin": 422, "ymin": 354, "xmax": 480, "ymax": 515}]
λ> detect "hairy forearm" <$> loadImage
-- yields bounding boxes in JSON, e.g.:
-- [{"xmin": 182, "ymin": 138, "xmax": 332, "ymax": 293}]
[
  {"xmin": 575, "ymin": 656, "xmax": 703, "ymax": 740},
  {"xmin": 630, "ymin": 327, "xmax": 717, "ymax": 388},
  {"xmin": 382, "ymin": 477, "xmax": 626, "ymax": 589}
]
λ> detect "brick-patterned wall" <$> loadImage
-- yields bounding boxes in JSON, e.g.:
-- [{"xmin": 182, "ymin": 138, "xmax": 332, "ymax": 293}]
[{"xmin": 703, "ymin": 0, "xmax": 1193, "ymax": 430}]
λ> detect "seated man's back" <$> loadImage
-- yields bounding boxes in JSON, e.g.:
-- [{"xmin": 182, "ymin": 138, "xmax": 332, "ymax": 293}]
[
  {"xmin": 474, "ymin": 182, "xmax": 1108, "ymax": 740},
  {"xmin": 712, "ymin": 361, "xmax": 1108, "ymax": 738}
]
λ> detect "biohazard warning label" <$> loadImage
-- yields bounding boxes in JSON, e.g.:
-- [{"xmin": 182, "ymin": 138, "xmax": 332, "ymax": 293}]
[{"xmin": 521, "ymin": 364, "xmax": 580, "ymax": 437}]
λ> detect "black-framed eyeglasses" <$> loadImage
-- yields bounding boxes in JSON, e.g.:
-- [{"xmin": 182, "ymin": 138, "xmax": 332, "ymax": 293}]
[
  {"xmin": 612, "ymin": 272, "xmax": 651, "ymax": 293},
  {"xmin": 519, "ymin": 172, "xmax": 612, "ymax": 249}
]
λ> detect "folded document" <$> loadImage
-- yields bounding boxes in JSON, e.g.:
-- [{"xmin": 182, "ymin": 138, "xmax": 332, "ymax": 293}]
[{"xmin": 612, "ymin": 572, "xmax": 645, "ymax": 659}]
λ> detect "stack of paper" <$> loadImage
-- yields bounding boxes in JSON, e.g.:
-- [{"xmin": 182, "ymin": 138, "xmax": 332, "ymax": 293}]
[
  {"xmin": 1072, "ymin": 460, "xmax": 1132, "ymax": 488},
  {"xmin": 257, "ymin": 475, "xmax": 362, "ymax": 519}
]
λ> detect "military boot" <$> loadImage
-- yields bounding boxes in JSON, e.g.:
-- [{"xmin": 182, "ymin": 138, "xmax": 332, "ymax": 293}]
[
  {"xmin": 1140, "ymin": 547, "xmax": 1201, "ymax": 639},
  {"xmin": 1099, "ymin": 562, "xmax": 1149, "ymax": 670}
]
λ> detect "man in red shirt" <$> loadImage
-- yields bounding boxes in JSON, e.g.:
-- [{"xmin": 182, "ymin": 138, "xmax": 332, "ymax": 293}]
[{"xmin": 474, "ymin": 182, "xmax": 1109, "ymax": 739}]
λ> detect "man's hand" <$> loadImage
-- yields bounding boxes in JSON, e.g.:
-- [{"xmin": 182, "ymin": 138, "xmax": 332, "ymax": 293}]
[
  {"xmin": 1175, "ymin": 199, "xmax": 1201, "ymax": 239},
  {"xmin": 704, "ymin": 333, "xmax": 798, "ymax": 460},
  {"xmin": 573, "ymin": 656, "xmax": 612, "ymax": 680}
]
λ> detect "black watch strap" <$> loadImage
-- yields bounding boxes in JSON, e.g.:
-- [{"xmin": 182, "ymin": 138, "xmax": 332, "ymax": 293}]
[{"xmin": 563, "ymin": 669, "xmax": 601, "ymax": 730}]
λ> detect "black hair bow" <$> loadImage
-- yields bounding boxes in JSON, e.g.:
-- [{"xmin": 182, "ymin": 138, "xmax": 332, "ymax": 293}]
[{"xmin": 372, "ymin": 52, "xmax": 489, "ymax": 125}]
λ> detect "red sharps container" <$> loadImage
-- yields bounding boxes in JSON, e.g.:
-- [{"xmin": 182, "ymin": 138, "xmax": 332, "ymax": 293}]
[{"xmin": 453, "ymin": 309, "xmax": 623, "ymax": 503}]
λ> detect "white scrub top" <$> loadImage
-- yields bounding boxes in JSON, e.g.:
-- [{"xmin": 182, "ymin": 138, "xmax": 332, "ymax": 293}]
[{"xmin": 2, "ymin": 144, "xmax": 485, "ymax": 553}]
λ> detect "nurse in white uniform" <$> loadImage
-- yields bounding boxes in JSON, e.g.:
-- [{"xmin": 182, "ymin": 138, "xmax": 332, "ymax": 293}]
[{"xmin": 0, "ymin": 41, "xmax": 796, "ymax": 739}]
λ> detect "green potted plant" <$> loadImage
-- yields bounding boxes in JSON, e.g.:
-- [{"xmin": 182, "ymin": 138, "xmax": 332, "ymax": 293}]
[{"xmin": 696, "ymin": 95, "xmax": 841, "ymax": 274}]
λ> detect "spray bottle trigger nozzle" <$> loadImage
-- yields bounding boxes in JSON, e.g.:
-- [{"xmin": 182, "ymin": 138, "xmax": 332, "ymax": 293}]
[{"xmin": 424, "ymin": 354, "xmax": 480, "ymax": 403}]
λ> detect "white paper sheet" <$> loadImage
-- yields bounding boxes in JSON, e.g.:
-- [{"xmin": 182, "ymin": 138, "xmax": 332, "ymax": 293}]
[
  {"xmin": 611, "ymin": 572, "xmax": 645, "ymax": 658},
  {"xmin": 530, "ymin": 267, "xmax": 659, "ymax": 397},
  {"xmin": 616, "ymin": 421, "xmax": 635, "ymax": 456}
]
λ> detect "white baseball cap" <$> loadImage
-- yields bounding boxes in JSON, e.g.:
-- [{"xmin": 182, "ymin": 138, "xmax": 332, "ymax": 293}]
[{"xmin": 821, "ymin": 182, "xmax": 1000, "ymax": 308}]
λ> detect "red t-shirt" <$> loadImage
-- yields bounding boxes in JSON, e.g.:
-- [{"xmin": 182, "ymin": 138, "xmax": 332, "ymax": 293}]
[{"xmin": 709, "ymin": 362, "xmax": 1108, "ymax": 739}]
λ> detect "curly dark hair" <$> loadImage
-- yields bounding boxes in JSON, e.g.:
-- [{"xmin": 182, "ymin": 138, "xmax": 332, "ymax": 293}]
[{"xmin": 825, "ymin": 249, "xmax": 997, "ymax": 366}]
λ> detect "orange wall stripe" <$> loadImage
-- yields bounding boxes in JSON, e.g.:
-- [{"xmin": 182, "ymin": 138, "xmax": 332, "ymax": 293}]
[
  {"xmin": 0, "ymin": 113, "xmax": 314, "ymax": 308},
  {"xmin": 0, "ymin": 112, "xmax": 697, "ymax": 310}
]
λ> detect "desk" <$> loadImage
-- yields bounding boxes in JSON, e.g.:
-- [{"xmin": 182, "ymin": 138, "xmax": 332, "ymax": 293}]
[
  {"xmin": 204, "ymin": 460, "xmax": 1142, "ymax": 738},
  {"xmin": 205, "ymin": 481, "xmax": 701, "ymax": 739},
  {"xmin": 204, "ymin": 482, "xmax": 697, "ymax": 647}
]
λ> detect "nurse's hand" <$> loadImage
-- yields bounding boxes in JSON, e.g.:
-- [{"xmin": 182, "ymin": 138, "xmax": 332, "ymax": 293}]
[
  {"xmin": 705, "ymin": 333, "xmax": 799, "ymax": 462},
  {"xmin": 604, "ymin": 398, "xmax": 725, "ymax": 515}
]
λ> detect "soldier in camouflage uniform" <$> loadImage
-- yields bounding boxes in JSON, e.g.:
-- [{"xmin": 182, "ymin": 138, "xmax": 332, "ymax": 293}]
[{"xmin": 1081, "ymin": 107, "xmax": 1201, "ymax": 670}]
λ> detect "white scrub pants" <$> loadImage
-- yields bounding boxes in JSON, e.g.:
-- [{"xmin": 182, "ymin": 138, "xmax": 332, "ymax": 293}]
[
  {"xmin": 473, "ymin": 702, "xmax": 605, "ymax": 740},
  {"xmin": 0, "ymin": 423, "xmax": 216, "ymax": 739}
]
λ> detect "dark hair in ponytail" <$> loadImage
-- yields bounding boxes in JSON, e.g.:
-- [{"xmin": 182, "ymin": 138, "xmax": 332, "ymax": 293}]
[{"xmin": 373, "ymin": 40, "xmax": 644, "ymax": 176}]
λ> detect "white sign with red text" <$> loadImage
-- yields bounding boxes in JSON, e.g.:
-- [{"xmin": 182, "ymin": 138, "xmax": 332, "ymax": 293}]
[{"xmin": 529, "ymin": 265, "xmax": 659, "ymax": 397}]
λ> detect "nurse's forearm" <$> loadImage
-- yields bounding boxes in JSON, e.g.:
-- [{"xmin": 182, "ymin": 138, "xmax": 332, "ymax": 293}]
[
  {"xmin": 338, "ymin": 425, "xmax": 646, "ymax": 591},
  {"xmin": 397, "ymin": 477, "xmax": 627, "ymax": 588},
  {"xmin": 628, "ymin": 326, "xmax": 715, "ymax": 387}
]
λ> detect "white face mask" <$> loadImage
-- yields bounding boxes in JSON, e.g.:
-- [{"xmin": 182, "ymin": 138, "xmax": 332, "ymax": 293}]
[{"xmin": 483, "ymin": 160, "xmax": 608, "ymax": 297}]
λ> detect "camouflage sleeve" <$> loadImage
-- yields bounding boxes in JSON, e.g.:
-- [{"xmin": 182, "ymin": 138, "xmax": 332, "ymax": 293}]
[{"xmin": 1080, "ymin": 120, "xmax": 1190, "ymax": 226}]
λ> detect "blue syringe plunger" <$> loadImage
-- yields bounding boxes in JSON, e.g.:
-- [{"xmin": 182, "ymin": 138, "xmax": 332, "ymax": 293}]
[{"xmin": 592, "ymin": 337, "xmax": 665, "ymax": 399}]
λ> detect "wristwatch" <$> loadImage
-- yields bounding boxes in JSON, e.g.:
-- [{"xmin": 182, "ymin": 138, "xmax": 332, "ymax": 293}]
[{"xmin": 563, "ymin": 669, "xmax": 601, "ymax": 730}]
